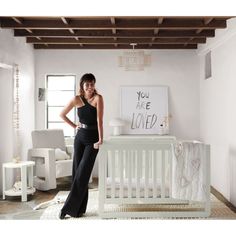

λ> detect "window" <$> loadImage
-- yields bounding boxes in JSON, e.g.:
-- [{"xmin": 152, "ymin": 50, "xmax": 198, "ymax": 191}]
[
  {"xmin": 46, "ymin": 75, "xmax": 76, "ymax": 137},
  {"xmin": 205, "ymin": 51, "xmax": 212, "ymax": 79}
]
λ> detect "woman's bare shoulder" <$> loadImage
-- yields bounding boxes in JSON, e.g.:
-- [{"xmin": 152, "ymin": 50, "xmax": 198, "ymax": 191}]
[
  {"xmin": 94, "ymin": 94, "xmax": 103, "ymax": 107},
  {"xmin": 95, "ymin": 94, "xmax": 103, "ymax": 100},
  {"xmin": 73, "ymin": 95, "xmax": 83, "ymax": 106}
]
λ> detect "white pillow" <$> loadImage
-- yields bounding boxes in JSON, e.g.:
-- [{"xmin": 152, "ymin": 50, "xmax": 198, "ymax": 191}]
[{"xmin": 55, "ymin": 148, "xmax": 70, "ymax": 161}]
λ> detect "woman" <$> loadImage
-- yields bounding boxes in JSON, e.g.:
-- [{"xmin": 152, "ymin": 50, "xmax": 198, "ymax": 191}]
[{"xmin": 59, "ymin": 73, "xmax": 103, "ymax": 219}]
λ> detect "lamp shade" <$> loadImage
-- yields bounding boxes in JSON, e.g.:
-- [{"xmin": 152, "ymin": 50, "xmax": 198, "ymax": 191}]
[{"xmin": 109, "ymin": 118, "xmax": 125, "ymax": 136}]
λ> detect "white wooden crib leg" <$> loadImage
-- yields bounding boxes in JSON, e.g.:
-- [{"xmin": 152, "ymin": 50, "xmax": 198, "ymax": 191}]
[{"xmin": 98, "ymin": 150, "xmax": 105, "ymax": 217}]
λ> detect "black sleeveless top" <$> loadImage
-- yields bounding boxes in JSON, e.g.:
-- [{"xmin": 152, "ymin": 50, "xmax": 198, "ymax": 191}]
[{"xmin": 77, "ymin": 96, "xmax": 97, "ymax": 126}]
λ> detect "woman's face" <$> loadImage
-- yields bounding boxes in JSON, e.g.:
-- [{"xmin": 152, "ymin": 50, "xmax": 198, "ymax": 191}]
[{"xmin": 83, "ymin": 81, "xmax": 95, "ymax": 95}]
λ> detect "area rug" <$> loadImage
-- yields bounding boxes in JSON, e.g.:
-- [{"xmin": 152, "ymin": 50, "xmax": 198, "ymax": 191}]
[{"xmin": 40, "ymin": 190, "xmax": 236, "ymax": 220}]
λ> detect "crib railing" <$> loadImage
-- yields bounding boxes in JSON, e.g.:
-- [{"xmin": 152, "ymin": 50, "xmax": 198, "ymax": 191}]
[{"xmin": 98, "ymin": 139, "xmax": 210, "ymax": 218}]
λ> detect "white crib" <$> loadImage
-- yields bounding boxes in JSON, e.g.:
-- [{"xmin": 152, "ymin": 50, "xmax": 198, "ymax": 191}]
[{"xmin": 98, "ymin": 138, "xmax": 210, "ymax": 219}]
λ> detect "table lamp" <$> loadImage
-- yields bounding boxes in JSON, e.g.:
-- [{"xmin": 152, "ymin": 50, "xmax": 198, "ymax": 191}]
[{"xmin": 109, "ymin": 118, "xmax": 125, "ymax": 136}]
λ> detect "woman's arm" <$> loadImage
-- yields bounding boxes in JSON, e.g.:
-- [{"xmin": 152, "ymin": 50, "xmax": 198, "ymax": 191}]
[
  {"xmin": 60, "ymin": 97, "xmax": 78, "ymax": 129},
  {"xmin": 94, "ymin": 95, "xmax": 104, "ymax": 149}
]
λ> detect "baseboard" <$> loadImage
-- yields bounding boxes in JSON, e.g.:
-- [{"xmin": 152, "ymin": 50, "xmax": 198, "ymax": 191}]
[{"xmin": 211, "ymin": 186, "xmax": 236, "ymax": 213}]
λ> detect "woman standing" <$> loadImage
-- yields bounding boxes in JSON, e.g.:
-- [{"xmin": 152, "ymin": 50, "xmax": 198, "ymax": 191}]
[{"xmin": 59, "ymin": 73, "xmax": 103, "ymax": 219}]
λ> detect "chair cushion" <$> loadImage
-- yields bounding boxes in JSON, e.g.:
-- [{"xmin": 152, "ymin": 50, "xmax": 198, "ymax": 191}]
[
  {"xmin": 55, "ymin": 148, "xmax": 70, "ymax": 161},
  {"xmin": 56, "ymin": 159, "xmax": 73, "ymax": 178}
]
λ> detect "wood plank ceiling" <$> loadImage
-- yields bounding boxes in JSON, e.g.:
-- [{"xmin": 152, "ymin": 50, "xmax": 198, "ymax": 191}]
[{"xmin": 0, "ymin": 16, "xmax": 232, "ymax": 49}]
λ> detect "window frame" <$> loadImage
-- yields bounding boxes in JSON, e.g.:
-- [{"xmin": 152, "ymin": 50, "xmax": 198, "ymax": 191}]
[
  {"xmin": 205, "ymin": 51, "xmax": 212, "ymax": 80},
  {"xmin": 46, "ymin": 74, "xmax": 76, "ymax": 137}
]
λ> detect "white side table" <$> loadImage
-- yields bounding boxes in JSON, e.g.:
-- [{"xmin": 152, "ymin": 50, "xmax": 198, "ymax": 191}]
[{"xmin": 2, "ymin": 161, "xmax": 36, "ymax": 202}]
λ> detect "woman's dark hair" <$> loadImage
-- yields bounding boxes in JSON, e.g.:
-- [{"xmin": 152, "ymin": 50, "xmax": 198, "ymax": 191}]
[{"xmin": 79, "ymin": 73, "xmax": 97, "ymax": 96}]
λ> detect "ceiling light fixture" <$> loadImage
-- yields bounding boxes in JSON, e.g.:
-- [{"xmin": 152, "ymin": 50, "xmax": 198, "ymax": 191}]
[{"xmin": 118, "ymin": 43, "xmax": 151, "ymax": 71}]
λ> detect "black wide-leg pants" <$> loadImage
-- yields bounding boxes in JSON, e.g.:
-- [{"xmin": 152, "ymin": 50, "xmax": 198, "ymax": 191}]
[{"xmin": 61, "ymin": 129, "xmax": 99, "ymax": 217}]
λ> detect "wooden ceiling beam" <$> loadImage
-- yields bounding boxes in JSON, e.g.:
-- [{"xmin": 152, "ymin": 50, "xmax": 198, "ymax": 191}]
[
  {"xmin": 25, "ymin": 29, "xmax": 33, "ymax": 34},
  {"xmin": 61, "ymin": 17, "xmax": 75, "ymax": 35},
  {"xmin": 204, "ymin": 18, "xmax": 213, "ymax": 25},
  {"xmin": 14, "ymin": 29, "xmax": 215, "ymax": 38},
  {"xmin": 111, "ymin": 17, "xmax": 116, "ymax": 34},
  {"xmin": 196, "ymin": 18, "xmax": 214, "ymax": 34},
  {"xmin": 69, "ymin": 28, "xmax": 75, "ymax": 34},
  {"xmin": 34, "ymin": 44, "xmax": 197, "ymax": 49},
  {"xmin": 27, "ymin": 37, "xmax": 206, "ymax": 44},
  {"xmin": 196, "ymin": 29, "xmax": 203, "ymax": 34},
  {"xmin": 0, "ymin": 16, "xmax": 231, "ymax": 50},
  {"xmin": 12, "ymin": 17, "xmax": 23, "ymax": 24},
  {"xmin": 61, "ymin": 17, "xmax": 69, "ymax": 25},
  {"xmin": 154, "ymin": 28, "xmax": 159, "ymax": 35},
  {"xmin": 152, "ymin": 27, "xmax": 160, "ymax": 45},
  {"xmin": 150, "ymin": 17, "xmax": 163, "ymax": 45},
  {"xmin": 158, "ymin": 17, "xmax": 164, "ymax": 25},
  {"xmin": 1, "ymin": 19, "xmax": 227, "ymax": 29}
]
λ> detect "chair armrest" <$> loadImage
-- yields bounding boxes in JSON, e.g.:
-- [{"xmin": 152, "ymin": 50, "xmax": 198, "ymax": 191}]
[
  {"xmin": 28, "ymin": 148, "xmax": 57, "ymax": 190},
  {"xmin": 28, "ymin": 148, "xmax": 56, "ymax": 161},
  {"xmin": 66, "ymin": 145, "xmax": 74, "ymax": 156}
]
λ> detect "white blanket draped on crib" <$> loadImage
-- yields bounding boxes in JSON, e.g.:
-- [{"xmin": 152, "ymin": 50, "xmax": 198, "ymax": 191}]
[{"xmin": 172, "ymin": 141, "xmax": 208, "ymax": 201}]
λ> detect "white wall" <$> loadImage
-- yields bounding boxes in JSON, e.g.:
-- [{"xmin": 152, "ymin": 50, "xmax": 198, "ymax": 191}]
[
  {"xmin": 198, "ymin": 18, "xmax": 236, "ymax": 206},
  {"xmin": 35, "ymin": 50, "xmax": 200, "ymax": 139},
  {"xmin": 35, "ymin": 49, "xmax": 200, "ymax": 176},
  {"xmin": 0, "ymin": 29, "xmax": 35, "ymax": 193}
]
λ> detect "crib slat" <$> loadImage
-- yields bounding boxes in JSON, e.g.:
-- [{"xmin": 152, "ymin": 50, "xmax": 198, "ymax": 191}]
[
  {"xmin": 104, "ymin": 150, "xmax": 107, "ymax": 199},
  {"xmin": 111, "ymin": 150, "xmax": 115, "ymax": 199},
  {"xmin": 119, "ymin": 150, "xmax": 124, "ymax": 198},
  {"xmin": 152, "ymin": 150, "xmax": 157, "ymax": 198},
  {"xmin": 161, "ymin": 149, "xmax": 165, "ymax": 198},
  {"xmin": 168, "ymin": 149, "xmax": 172, "ymax": 197},
  {"xmin": 132, "ymin": 151, "xmax": 136, "ymax": 180},
  {"xmin": 125, "ymin": 150, "xmax": 128, "ymax": 179},
  {"xmin": 136, "ymin": 150, "xmax": 141, "ymax": 199},
  {"xmin": 127, "ymin": 150, "xmax": 132, "ymax": 198},
  {"xmin": 144, "ymin": 150, "xmax": 149, "ymax": 198}
]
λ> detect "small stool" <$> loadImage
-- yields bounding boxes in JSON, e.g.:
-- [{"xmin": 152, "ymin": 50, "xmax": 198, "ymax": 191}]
[{"xmin": 2, "ymin": 161, "xmax": 35, "ymax": 202}]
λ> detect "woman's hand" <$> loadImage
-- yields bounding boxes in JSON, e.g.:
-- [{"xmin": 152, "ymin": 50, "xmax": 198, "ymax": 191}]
[
  {"xmin": 93, "ymin": 141, "xmax": 103, "ymax": 149},
  {"xmin": 75, "ymin": 122, "xmax": 81, "ymax": 130}
]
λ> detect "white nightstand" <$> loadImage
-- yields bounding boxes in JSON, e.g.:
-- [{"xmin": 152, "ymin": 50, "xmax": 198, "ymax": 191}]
[{"xmin": 2, "ymin": 161, "xmax": 36, "ymax": 202}]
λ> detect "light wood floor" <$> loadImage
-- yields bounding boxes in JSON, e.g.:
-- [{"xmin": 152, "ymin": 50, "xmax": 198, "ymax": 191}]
[
  {"xmin": 0, "ymin": 177, "xmax": 98, "ymax": 217},
  {"xmin": 0, "ymin": 178, "xmax": 235, "ymax": 218}
]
